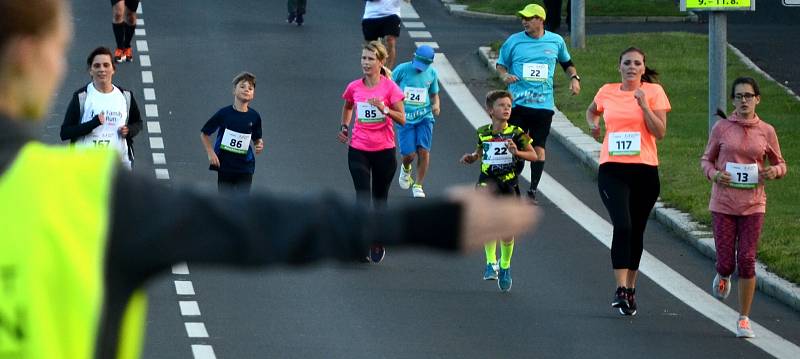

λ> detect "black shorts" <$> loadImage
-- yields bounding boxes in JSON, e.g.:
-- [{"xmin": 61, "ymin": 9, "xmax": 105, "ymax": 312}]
[
  {"xmin": 111, "ymin": 0, "xmax": 140, "ymax": 12},
  {"xmin": 362, "ymin": 14, "xmax": 401, "ymax": 41},
  {"xmin": 476, "ymin": 174, "xmax": 520, "ymax": 197},
  {"xmin": 508, "ymin": 106, "xmax": 554, "ymax": 148}
]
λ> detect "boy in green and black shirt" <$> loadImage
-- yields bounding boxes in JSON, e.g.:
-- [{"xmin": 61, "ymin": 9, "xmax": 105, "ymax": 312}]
[{"xmin": 460, "ymin": 90, "xmax": 537, "ymax": 292}]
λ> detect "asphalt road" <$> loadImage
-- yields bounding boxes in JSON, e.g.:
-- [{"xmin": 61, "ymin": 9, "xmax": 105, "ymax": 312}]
[{"xmin": 41, "ymin": 1, "xmax": 799, "ymax": 358}]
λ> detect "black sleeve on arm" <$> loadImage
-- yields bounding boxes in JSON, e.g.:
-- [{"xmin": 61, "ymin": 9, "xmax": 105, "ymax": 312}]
[
  {"xmin": 60, "ymin": 92, "xmax": 100, "ymax": 142},
  {"xmin": 105, "ymin": 170, "xmax": 463, "ymax": 285},
  {"xmin": 559, "ymin": 60, "xmax": 575, "ymax": 72},
  {"xmin": 125, "ymin": 94, "xmax": 142, "ymax": 139}
]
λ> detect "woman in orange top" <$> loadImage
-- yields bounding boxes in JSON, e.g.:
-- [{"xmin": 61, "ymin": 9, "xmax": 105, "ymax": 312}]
[{"xmin": 585, "ymin": 47, "xmax": 671, "ymax": 316}]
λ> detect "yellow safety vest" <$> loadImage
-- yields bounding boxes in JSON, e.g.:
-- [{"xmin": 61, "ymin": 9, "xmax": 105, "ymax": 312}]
[{"xmin": 0, "ymin": 142, "xmax": 146, "ymax": 359}]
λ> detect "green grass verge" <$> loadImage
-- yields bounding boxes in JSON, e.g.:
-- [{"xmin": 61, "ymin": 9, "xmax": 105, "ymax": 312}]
[
  {"xmin": 458, "ymin": 0, "xmax": 685, "ymax": 17},
  {"xmin": 542, "ymin": 32, "xmax": 798, "ymax": 284}
]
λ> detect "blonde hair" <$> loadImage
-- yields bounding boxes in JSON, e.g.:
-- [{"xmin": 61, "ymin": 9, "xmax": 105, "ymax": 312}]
[
  {"xmin": 363, "ymin": 41, "xmax": 388, "ymax": 63},
  {"xmin": 363, "ymin": 41, "xmax": 391, "ymax": 77}
]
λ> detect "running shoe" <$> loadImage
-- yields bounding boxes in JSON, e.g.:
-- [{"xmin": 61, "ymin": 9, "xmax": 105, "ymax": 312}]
[
  {"xmin": 483, "ymin": 263, "xmax": 499, "ymax": 280},
  {"xmin": 623, "ymin": 287, "xmax": 637, "ymax": 316},
  {"xmin": 114, "ymin": 48, "xmax": 125, "ymax": 63},
  {"xmin": 526, "ymin": 189, "xmax": 539, "ymax": 205},
  {"xmin": 287, "ymin": 12, "xmax": 296, "ymax": 23},
  {"xmin": 611, "ymin": 287, "xmax": 629, "ymax": 313},
  {"xmin": 498, "ymin": 267, "xmax": 512, "ymax": 292},
  {"xmin": 712, "ymin": 273, "xmax": 732, "ymax": 300},
  {"xmin": 295, "ymin": 14, "xmax": 304, "ymax": 26},
  {"xmin": 368, "ymin": 244, "xmax": 385, "ymax": 263},
  {"xmin": 411, "ymin": 184, "xmax": 425, "ymax": 198},
  {"xmin": 124, "ymin": 48, "xmax": 133, "ymax": 63},
  {"xmin": 736, "ymin": 317, "xmax": 755, "ymax": 338},
  {"xmin": 398, "ymin": 164, "xmax": 413, "ymax": 189}
]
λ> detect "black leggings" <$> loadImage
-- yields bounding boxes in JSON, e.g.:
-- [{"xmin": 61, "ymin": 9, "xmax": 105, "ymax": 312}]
[
  {"xmin": 597, "ymin": 163, "xmax": 660, "ymax": 270},
  {"xmin": 348, "ymin": 147, "xmax": 397, "ymax": 209}
]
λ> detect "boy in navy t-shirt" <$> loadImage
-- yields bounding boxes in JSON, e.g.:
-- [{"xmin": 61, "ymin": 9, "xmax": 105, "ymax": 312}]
[{"xmin": 200, "ymin": 72, "xmax": 264, "ymax": 193}]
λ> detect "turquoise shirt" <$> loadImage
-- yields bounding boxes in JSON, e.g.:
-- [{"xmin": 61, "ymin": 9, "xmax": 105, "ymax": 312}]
[
  {"xmin": 392, "ymin": 61, "xmax": 440, "ymax": 124},
  {"xmin": 497, "ymin": 31, "xmax": 571, "ymax": 111}
]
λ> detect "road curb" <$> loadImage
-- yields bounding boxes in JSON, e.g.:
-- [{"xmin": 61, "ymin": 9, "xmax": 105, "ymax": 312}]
[
  {"xmin": 440, "ymin": 0, "xmax": 699, "ymax": 23},
  {"xmin": 477, "ymin": 45, "xmax": 800, "ymax": 312}
]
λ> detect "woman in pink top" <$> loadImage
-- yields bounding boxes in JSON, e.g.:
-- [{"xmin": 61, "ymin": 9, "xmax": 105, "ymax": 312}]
[
  {"xmin": 338, "ymin": 41, "xmax": 406, "ymax": 263},
  {"xmin": 586, "ymin": 47, "xmax": 671, "ymax": 316},
  {"xmin": 700, "ymin": 77, "xmax": 787, "ymax": 338}
]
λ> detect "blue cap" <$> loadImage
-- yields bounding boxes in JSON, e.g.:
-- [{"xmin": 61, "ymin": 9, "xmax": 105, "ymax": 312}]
[{"xmin": 411, "ymin": 45, "xmax": 435, "ymax": 71}]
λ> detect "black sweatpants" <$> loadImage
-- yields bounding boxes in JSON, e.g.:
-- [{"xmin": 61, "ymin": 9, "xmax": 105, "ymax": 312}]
[
  {"xmin": 597, "ymin": 162, "xmax": 660, "ymax": 270},
  {"xmin": 348, "ymin": 147, "xmax": 397, "ymax": 209}
]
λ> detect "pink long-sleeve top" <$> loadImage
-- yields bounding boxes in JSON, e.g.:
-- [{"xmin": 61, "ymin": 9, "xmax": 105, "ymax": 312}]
[{"xmin": 700, "ymin": 113, "xmax": 787, "ymax": 215}]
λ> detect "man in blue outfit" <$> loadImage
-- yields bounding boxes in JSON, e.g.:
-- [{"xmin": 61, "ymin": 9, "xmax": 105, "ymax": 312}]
[{"xmin": 496, "ymin": 3, "xmax": 581, "ymax": 203}]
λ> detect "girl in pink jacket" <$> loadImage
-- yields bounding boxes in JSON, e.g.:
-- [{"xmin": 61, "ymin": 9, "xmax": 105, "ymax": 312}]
[{"xmin": 700, "ymin": 77, "xmax": 787, "ymax": 339}]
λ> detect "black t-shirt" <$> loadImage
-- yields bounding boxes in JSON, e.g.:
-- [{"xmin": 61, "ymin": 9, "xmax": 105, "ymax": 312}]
[{"xmin": 201, "ymin": 105, "xmax": 263, "ymax": 174}]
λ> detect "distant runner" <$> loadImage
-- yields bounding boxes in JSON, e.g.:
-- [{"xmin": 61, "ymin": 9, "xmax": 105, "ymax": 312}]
[{"xmin": 393, "ymin": 45, "xmax": 440, "ymax": 198}]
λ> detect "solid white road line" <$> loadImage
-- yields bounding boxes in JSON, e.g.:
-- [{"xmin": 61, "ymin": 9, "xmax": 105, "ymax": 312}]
[{"xmin": 433, "ymin": 52, "xmax": 800, "ymax": 359}]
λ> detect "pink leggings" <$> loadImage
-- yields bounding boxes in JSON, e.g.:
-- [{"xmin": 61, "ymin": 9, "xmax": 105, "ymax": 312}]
[{"xmin": 711, "ymin": 212, "xmax": 764, "ymax": 279}]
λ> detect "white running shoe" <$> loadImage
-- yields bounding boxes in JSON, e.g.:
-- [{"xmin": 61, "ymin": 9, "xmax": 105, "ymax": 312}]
[
  {"xmin": 736, "ymin": 317, "xmax": 755, "ymax": 338},
  {"xmin": 712, "ymin": 273, "xmax": 732, "ymax": 300},
  {"xmin": 411, "ymin": 184, "xmax": 425, "ymax": 198},
  {"xmin": 398, "ymin": 165, "xmax": 413, "ymax": 189}
]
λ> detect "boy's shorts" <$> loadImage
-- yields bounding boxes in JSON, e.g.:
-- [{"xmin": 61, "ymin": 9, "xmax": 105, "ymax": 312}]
[
  {"xmin": 476, "ymin": 174, "xmax": 520, "ymax": 197},
  {"xmin": 395, "ymin": 118, "xmax": 433, "ymax": 156}
]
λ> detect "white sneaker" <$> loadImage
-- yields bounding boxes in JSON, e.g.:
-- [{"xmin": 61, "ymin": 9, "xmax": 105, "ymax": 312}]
[
  {"xmin": 398, "ymin": 165, "xmax": 413, "ymax": 189},
  {"xmin": 736, "ymin": 316, "xmax": 755, "ymax": 338},
  {"xmin": 712, "ymin": 273, "xmax": 732, "ymax": 300},
  {"xmin": 411, "ymin": 184, "xmax": 425, "ymax": 198}
]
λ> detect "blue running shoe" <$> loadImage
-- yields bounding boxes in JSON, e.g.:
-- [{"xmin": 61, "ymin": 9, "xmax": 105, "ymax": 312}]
[
  {"xmin": 498, "ymin": 267, "xmax": 512, "ymax": 292},
  {"xmin": 483, "ymin": 263, "xmax": 499, "ymax": 280}
]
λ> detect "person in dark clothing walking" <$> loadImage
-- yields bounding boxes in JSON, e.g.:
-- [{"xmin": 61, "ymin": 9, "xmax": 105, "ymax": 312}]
[{"xmin": 287, "ymin": 0, "xmax": 307, "ymax": 26}]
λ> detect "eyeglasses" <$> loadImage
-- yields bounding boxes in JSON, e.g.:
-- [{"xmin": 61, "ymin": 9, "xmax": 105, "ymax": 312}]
[
  {"xmin": 734, "ymin": 93, "xmax": 757, "ymax": 101},
  {"xmin": 521, "ymin": 16, "xmax": 542, "ymax": 21}
]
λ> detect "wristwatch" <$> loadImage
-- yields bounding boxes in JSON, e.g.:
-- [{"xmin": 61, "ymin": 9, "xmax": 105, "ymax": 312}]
[
  {"xmin": 571, "ymin": 74, "xmax": 581, "ymax": 82},
  {"xmin": 382, "ymin": 106, "xmax": 390, "ymax": 115}
]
